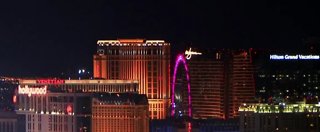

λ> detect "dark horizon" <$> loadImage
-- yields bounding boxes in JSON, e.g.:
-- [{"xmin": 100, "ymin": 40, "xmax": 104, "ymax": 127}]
[{"xmin": 1, "ymin": 1, "xmax": 320, "ymax": 77}]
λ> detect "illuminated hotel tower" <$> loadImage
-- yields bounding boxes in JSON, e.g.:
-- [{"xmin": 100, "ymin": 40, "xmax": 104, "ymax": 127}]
[
  {"xmin": 93, "ymin": 39, "xmax": 170, "ymax": 119},
  {"xmin": 226, "ymin": 49, "xmax": 255, "ymax": 118},
  {"xmin": 184, "ymin": 49, "xmax": 255, "ymax": 119},
  {"xmin": 186, "ymin": 52, "xmax": 225, "ymax": 119}
]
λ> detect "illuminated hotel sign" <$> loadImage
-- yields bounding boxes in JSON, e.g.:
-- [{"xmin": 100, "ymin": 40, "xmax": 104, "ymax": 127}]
[
  {"xmin": 36, "ymin": 79, "xmax": 65, "ymax": 84},
  {"xmin": 270, "ymin": 54, "xmax": 320, "ymax": 60},
  {"xmin": 18, "ymin": 85, "xmax": 47, "ymax": 97},
  {"xmin": 185, "ymin": 48, "xmax": 202, "ymax": 60}
]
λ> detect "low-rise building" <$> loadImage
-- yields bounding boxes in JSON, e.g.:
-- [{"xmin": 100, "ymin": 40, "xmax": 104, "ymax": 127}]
[{"xmin": 239, "ymin": 103, "xmax": 320, "ymax": 132}]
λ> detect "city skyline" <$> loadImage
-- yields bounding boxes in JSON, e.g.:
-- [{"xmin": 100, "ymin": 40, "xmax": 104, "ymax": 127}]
[
  {"xmin": 2, "ymin": 1, "xmax": 320, "ymax": 131},
  {"xmin": 1, "ymin": 1, "xmax": 320, "ymax": 77},
  {"xmin": 2, "ymin": 41, "xmax": 320, "ymax": 131}
]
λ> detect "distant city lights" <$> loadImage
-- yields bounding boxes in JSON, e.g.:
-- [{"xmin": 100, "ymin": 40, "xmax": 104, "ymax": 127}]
[{"xmin": 78, "ymin": 69, "xmax": 90, "ymax": 74}]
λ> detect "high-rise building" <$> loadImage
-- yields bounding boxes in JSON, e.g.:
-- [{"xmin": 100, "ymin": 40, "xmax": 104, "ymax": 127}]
[
  {"xmin": 179, "ymin": 49, "xmax": 255, "ymax": 119},
  {"xmin": 239, "ymin": 103, "xmax": 320, "ymax": 132},
  {"xmin": 15, "ymin": 79, "xmax": 149, "ymax": 132},
  {"xmin": 183, "ymin": 50, "xmax": 225, "ymax": 119},
  {"xmin": 227, "ymin": 49, "xmax": 255, "ymax": 118},
  {"xmin": 253, "ymin": 49, "xmax": 320, "ymax": 103},
  {"xmin": 93, "ymin": 39, "xmax": 171, "ymax": 119}
]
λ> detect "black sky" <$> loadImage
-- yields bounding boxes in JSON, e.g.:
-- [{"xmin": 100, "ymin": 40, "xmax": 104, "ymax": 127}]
[{"xmin": 1, "ymin": 1, "xmax": 320, "ymax": 77}]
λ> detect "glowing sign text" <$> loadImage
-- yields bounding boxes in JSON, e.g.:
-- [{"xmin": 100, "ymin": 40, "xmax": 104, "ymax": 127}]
[
  {"xmin": 270, "ymin": 54, "xmax": 320, "ymax": 60},
  {"xmin": 185, "ymin": 48, "xmax": 202, "ymax": 60},
  {"xmin": 36, "ymin": 79, "xmax": 65, "ymax": 84},
  {"xmin": 18, "ymin": 85, "xmax": 47, "ymax": 97}
]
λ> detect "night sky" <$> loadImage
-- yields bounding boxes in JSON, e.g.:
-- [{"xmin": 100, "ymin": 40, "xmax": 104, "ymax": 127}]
[{"xmin": 1, "ymin": 1, "xmax": 320, "ymax": 77}]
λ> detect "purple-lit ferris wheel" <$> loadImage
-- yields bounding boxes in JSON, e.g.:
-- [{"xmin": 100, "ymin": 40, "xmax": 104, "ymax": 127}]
[{"xmin": 171, "ymin": 54, "xmax": 192, "ymax": 118}]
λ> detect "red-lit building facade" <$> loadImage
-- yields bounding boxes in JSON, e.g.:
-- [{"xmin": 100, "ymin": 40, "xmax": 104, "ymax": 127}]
[
  {"xmin": 15, "ymin": 79, "xmax": 149, "ymax": 132},
  {"xmin": 183, "ymin": 49, "xmax": 255, "ymax": 119},
  {"xmin": 93, "ymin": 39, "xmax": 171, "ymax": 119},
  {"xmin": 226, "ymin": 49, "xmax": 255, "ymax": 118},
  {"xmin": 185, "ymin": 53, "xmax": 225, "ymax": 119},
  {"xmin": 92, "ymin": 93, "xmax": 149, "ymax": 132}
]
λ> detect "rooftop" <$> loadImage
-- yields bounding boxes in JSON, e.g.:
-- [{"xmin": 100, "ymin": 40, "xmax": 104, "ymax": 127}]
[
  {"xmin": 97, "ymin": 39, "xmax": 168, "ymax": 46},
  {"xmin": 93, "ymin": 93, "xmax": 148, "ymax": 105},
  {"xmin": 0, "ymin": 111, "xmax": 18, "ymax": 119},
  {"xmin": 239, "ymin": 103, "xmax": 320, "ymax": 113},
  {"xmin": 19, "ymin": 79, "xmax": 138, "ymax": 85}
]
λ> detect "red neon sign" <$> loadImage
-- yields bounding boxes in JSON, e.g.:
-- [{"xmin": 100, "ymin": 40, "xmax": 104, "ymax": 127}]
[
  {"xmin": 67, "ymin": 105, "xmax": 73, "ymax": 115},
  {"xmin": 13, "ymin": 95, "xmax": 17, "ymax": 103},
  {"xmin": 36, "ymin": 79, "xmax": 65, "ymax": 84}
]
